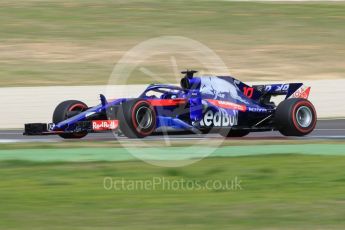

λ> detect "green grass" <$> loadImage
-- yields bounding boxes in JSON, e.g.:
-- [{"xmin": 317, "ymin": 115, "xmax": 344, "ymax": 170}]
[
  {"xmin": 0, "ymin": 0, "xmax": 344, "ymax": 86},
  {"xmin": 0, "ymin": 143, "xmax": 345, "ymax": 162},
  {"xmin": 0, "ymin": 139, "xmax": 342, "ymax": 150},
  {"xmin": 1, "ymin": 155, "xmax": 345, "ymax": 229}
]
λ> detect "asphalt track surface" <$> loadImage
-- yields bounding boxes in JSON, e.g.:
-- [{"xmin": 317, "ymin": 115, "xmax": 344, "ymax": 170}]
[{"xmin": 0, "ymin": 119, "xmax": 344, "ymax": 143}]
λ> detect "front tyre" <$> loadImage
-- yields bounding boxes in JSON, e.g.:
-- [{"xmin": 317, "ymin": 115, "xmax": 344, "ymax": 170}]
[
  {"xmin": 53, "ymin": 100, "xmax": 88, "ymax": 139},
  {"xmin": 275, "ymin": 98, "xmax": 317, "ymax": 136},
  {"xmin": 117, "ymin": 99, "xmax": 156, "ymax": 138}
]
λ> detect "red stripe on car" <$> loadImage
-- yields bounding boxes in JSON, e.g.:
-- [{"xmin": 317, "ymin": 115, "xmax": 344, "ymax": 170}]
[
  {"xmin": 206, "ymin": 99, "xmax": 247, "ymax": 112},
  {"xmin": 147, "ymin": 99, "xmax": 187, "ymax": 106}
]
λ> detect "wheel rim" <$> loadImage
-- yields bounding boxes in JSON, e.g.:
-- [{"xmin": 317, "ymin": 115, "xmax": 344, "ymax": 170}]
[
  {"xmin": 69, "ymin": 104, "xmax": 86, "ymax": 112},
  {"xmin": 68, "ymin": 103, "xmax": 87, "ymax": 137},
  {"xmin": 66, "ymin": 103, "xmax": 86, "ymax": 120},
  {"xmin": 135, "ymin": 106, "xmax": 153, "ymax": 129},
  {"xmin": 295, "ymin": 106, "xmax": 313, "ymax": 128}
]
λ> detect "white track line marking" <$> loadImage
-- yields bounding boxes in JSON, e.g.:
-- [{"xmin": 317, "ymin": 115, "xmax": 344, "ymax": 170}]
[
  {"xmin": 0, "ymin": 133, "xmax": 23, "ymax": 135},
  {"xmin": 309, "ymin": 136, "xmax": 345, "ymax": 139},
  {"xmin": 0, "ymin": 140, "xmax": 20, "ymax": 143},
  {"xmin": 0, "ymin": 139, "xmax": 59, "ymax": 143},
  {"xmin": 0, "ymin": 129, "xmax": 344, "ymax": 135},
  {"xmin": 315, "ymin": 129, "xmax": 345, "ymax": 131},
  {"xmin": 318, "ymin": 118, "xmax": 345, "ymax": 121}
]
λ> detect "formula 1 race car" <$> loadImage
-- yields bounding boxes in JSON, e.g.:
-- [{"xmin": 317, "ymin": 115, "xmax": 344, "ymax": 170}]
[{"xmin": 24, "ymin": 70, "xmax": 317, "ymax": 139}]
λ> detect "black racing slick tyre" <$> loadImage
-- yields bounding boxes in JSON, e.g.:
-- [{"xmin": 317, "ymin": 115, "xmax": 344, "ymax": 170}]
[
  {"xmin": 117, "ymin": 99, "xmax": 157, "ymax": 138},
  {"xmin": 275, "ymin": 98, "xmax": 317, "ymax": 136},
  {"xmin": 219, "ymin": 129, "xmax": 250, "ymax": 138},
  {"xmin": 53, "ymin": 100, "xmax": 88, "ymax": 139}
]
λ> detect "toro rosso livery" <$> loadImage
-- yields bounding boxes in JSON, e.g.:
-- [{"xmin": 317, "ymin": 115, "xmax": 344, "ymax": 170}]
[{"xmin": 24, "ymin": 70, "xmax": 317, "ymax": 138}]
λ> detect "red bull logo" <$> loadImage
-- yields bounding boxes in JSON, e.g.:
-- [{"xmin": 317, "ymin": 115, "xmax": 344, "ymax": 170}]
[
  {"xmin": 200, "ymin": 109, "xmax": 238, "ymax": 127},
  {"xmin": 92, "ymin": 120, "xmax": 119, "ymax": 131}
]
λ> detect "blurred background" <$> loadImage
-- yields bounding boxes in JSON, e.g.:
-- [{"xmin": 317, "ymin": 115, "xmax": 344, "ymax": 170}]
[{"xmin": 0, "ymin": 0, "xmax": 344, "ymax": 86}]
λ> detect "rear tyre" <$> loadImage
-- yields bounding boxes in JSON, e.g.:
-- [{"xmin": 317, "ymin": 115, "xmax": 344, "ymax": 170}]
[
  {"xmin": 117, "ymin": 99, "xmax": 156, "ymax": 138},
  {"xmin": 275, "ymin": 98, "xmax": 317, "ymax": 136},
  {"xmin": 219, "ymin": 129, "xmax": 250, "ymax": 138},
  {"xmin": 53, "ymin": 100, "xmax": 88, "ymax": 139}
]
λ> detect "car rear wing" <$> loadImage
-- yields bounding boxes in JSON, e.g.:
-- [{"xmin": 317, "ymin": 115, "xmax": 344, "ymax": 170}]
[
  {"xmin": 252, "ymin": 83, "xmax": 311, "ymax": 99},
  {"xmin": 235, "ymin": 80, "xmax": 311, "ymax": 101}
]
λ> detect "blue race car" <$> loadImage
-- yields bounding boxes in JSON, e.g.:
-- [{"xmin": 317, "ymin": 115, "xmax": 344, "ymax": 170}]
[{"xmin": 24, "ymin": 70, "xmax": 317, "ymax": 139}]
